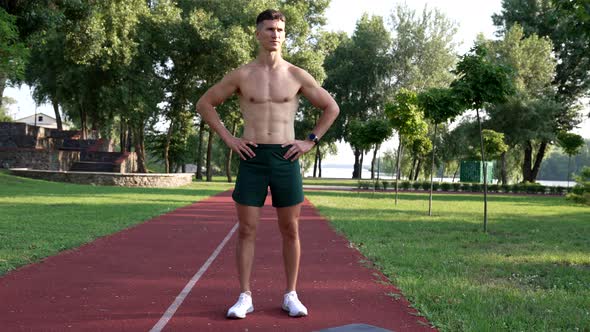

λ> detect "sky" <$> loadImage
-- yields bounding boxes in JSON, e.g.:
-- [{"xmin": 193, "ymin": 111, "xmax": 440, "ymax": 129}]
[{"xmin": 4, "ymin": 0, "xmax": 589, "ymax": 166}]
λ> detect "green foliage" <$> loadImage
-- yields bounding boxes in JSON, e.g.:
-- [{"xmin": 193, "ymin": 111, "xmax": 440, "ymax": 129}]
[
  {"xmin": 0, "ymin": 7, "xmax": 29, "ymax": 82},
  {"xmin": 0, "ymin": 96, "xmax": 15, "ymax": 121},
  {"xmin": 539, "ymin": 139, "xmax": 590, "ymax": 180},
  {"xmin": 567, "ymin": 166, "xmax": 590, "ymax": 205},
  {"xmin": 418, "ymin": 87, "xmax": 464, "ymax": 124},
  {"xmin": 484, "ymin": 24, "xmax": 555, "ymax": 99},
  {"xmin": 400, "ymin": 180, "xmax": 411, "ymax": 190},
  {"xmin": 481, "ymin": 129, "xmax": 509, "ymax": 160},
  {"xmin": 451, "ymin": 44, "xmax": 515, "ymax": 110},
  {"xmin": 384, "ymin": 88, "xmax": 427, "ymax": 137},
  {"xmin": 557, "ymin": 132, "xmax": 585, "ymax": 156},
  {"xmin": 493, "ymin": 0, "xmax": 590, "ymax": 104},
  {"xmin": 389, "ymin": 4, "xmax": 458, "ymax": 91}
]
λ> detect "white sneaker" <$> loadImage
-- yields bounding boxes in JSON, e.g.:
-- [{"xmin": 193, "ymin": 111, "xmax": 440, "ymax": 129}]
[
  {"xmin": 282, "ymin": 291, "xmax": 308, "ymax": 317},
  {"xmin": 226, "ymin": 292, "xmax": 254, "ymax": 319}
]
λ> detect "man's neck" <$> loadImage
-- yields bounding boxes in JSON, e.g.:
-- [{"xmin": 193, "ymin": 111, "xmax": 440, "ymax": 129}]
[{"xmin": 256, "ymin": 50, "xmax": 283, "ymax": 69}]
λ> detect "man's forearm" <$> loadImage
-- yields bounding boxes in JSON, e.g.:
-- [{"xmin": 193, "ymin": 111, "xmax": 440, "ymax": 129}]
[
  {"xmin": 196, "ymin": 103, "xmax": 233, "ymax": 144},
  {"xmin": 310, "ymin": 104, "xmax": 340, "ymax": 141}
]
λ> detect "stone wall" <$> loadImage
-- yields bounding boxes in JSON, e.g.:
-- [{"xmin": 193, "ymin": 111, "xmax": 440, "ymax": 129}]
[
  {"xmin": 9, "ymin": 169, "xmax": 194, "ymax": 188},
  {"xmin": 0, "ymin": 149, "xmax": 80, "ymax": 170}
]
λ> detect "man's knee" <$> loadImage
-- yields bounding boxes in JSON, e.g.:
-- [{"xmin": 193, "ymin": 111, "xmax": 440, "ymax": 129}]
[
  {"xmin": 278, "ymin": 218, "xmax": 299, "ymax": 241},
  {"xmin": 238, "ymin": 222, "xmax": 257, "ymax": 240}
]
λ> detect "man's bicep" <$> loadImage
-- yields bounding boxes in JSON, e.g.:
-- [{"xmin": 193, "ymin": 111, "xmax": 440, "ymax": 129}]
[
  {"xmin": 200, "ymin": 73, "xmax": 239, "ymax": 106},
  {"xmin": 302, "ymin": 85, "xmax": 335, "ymax": 110}
]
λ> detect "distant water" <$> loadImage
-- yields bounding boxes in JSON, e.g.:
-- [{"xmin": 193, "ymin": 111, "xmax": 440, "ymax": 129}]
[{"xmin": 305, "ymin": 165, "xmax": 574, "ymax": 187}]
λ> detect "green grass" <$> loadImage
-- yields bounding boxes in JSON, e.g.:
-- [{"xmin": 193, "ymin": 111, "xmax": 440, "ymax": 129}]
[
  {"xmin": 0, "ymin": 171, "xmax": 232, "ymax": 276},
  {"xmin": 305, "ymin": 190, "xmax": 590, "ymax": 331}
]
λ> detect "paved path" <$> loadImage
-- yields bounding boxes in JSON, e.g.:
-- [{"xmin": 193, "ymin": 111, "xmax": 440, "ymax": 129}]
[{"xmin": 0, "ymin": 191, "xmax": 435, "ymax": 331}]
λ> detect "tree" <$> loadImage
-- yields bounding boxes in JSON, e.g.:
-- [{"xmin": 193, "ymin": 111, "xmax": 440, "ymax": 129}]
[
  {"xmin": 0, "ymin": 7, "xmax": 28, "ymax": 110},
  {"xmin": 388, "ymin": 4, "xmax": 458, "ymax": 92},
  {"xmin": 407, "ymin": 134, "xmax": 432, "ymax": 181},
  {"xmin": 493, "ymin": 0, "xmax": 590, "ymax": 108},
  {"xmin": 384, "ymin": 88, "xmax": 427, "ymax": 205},
  {"xmin": 557, "ymin": 132, "xmax": 585, "ymax": 187},
  {"xmin": 418, "ymin": 87, "xmax": 463, "ymax": 215},
  {"xmin": 0, "ymin": 95, "xmax": 14, "ymax": 121},
  {"xmin": 324, "ymin": 14, "xmax": 392, "ymax": 178},
  {"xmin": 483, "ymin": 24, "xmax": 560, "ymax": 184},
  {"xmin": 451, "ymin": 44, "xmax": 515, "ymax": 232}
]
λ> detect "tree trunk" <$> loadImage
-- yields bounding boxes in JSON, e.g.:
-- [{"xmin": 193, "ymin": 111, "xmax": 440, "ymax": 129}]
[
  {"xmin": 225, "ymin": 122, "xmax": 236, "ymax": 183},
  {"xmin": 120, "ymin": 121, "xmax": 126, "ymax": 153},
  {"xmin": 360, "ymin": 152, "xmax": 364, "ymax": 179},
  {"xmin": 414, "ymin": 159, "xmax": 422, "ymax": 181},
  {"xmin": 164, "ymin": 119, "xmax": 175, "ymax": 174},
  {"xmin": 79, "ymin": 102, "xmax": 87, "ymax": 140},
  {"xmin": 313, "ymin": 145, "xmax": 319, "ymax": 178},
  {"xmin": 206, "ymin": 127, "xmax": 213, "ymax": 182},
  {"xmin": 452, "ymin": 164, "xmax": 459, "ymax": 182},
  {"xmin": 370, "ymin": 145, "xmax": 379, "ymax": 180},
  {"xmin": 182, "ymin": 164, "xmax": 186, "ymax": 173},
  {"xmin": 0, "ymin": 74, "xmax": 6, "ymax": 111},
  {"xmin": 530, "ymin": 141, "xmax": 548, "ymax": 181},
  {"xmin": 318, "ymin": 146, "xmax": 322, "ymax": 178},
  {"xmin": 352, "ymin": 148, "xmax": 361, "ymax": 179},
  {"xmin": 126, "ymin": 126, "xmax": 133, "ymax": 153},
  {"xmin": 196, "ymin": 121, "xmax": 205, "ymax": 180},
  {"xmin": 428, "ymin": 124, "xmax": 438, "ymax": 216},
  {"xmin": 476, "ymin": 109, "xmax": 488, "ymax": 232},
  {"xmin": 409, "ymin": 157, "xmax": 417, "ymax": 180},
  {"xmin": 395, "ymin": 135, "xmax": 403, "ymax": 206},
  {"xmin": 522, "ymin": 140, "xmax": 533, "ymax": 183},
  {"xmin": 567, "ymin": 155, "xmax": 572, "ymax": 187},
  {"xmin": 501, "ymin": 151, "xmax": 508, "ymax": 185},
  {"xmin": 134, "ymin": 124, "xmax": 147, "ymax": 173},
  {"xmin": 51, "ymin": 98, "xmax": 63, "ymax": 131}
]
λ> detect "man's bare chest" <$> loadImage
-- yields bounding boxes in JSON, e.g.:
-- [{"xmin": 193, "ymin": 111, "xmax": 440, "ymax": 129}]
[{"xmin": 238, "ymin": 70, "xmax": 300, "ymax": 104}]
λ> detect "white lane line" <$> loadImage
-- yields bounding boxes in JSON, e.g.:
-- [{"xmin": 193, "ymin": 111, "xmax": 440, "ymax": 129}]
[{"xmin": 150, "ymin": 222, "xmax": 238, "ymax": 332}]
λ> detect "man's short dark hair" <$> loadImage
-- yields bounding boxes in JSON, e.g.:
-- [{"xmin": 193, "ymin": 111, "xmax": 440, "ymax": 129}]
[{"xmin": 256, "ymin": 9, "xmax": 285, "ymax": 26}]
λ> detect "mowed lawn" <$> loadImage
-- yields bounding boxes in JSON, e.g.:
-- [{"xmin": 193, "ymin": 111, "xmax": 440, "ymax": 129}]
[
  {"xmin": 305, "ymin": 190, "xmax": 589, "ymax": 331},
  {"xmin": 0, "ymin": 171, "xmax": 232, "ymax": 276}
]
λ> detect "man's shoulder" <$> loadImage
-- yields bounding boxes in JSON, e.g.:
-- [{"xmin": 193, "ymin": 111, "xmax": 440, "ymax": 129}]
[{"xmin": 285, "ymin": 62, "xmax": 316, "ymax": 86}]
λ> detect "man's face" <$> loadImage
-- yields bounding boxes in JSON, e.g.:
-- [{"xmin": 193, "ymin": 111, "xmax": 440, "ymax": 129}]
[{"xmin": 256, "ymin": 19, "xmax": 285, "ymax": 52}]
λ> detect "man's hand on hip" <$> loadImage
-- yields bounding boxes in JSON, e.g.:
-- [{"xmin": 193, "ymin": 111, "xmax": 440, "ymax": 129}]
[
  {"xmin": 282, "ymin": 140, "xmax": 315, "ymax": 161},
  {"xmin": 226, "ymin": 136, "xmax": 258, "ymax": 160}
]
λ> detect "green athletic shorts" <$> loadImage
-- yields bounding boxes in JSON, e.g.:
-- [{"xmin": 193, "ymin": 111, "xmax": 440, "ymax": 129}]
[{"xmin": 232, "ymin": 144, "xmax": 304, "ymax": 208}]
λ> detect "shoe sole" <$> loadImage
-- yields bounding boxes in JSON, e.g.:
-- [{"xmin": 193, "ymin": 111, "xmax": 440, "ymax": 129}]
[{"xmin": 227, "ymin": 306, "xmax": 254, "ymax": 319}]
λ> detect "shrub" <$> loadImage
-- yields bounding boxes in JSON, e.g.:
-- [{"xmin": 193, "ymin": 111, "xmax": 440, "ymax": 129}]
[
  {"xmin": 421, "ymin": 181, "xmax": 430, "ymax": 191},
  {"xmin": 500, "ymin": 184, "xmax": 510, "ymax": 193},
  {"xmin": 412, "ymin": 181, "xmax": 421, "ymax": 190},
  {"xmin": 461, "ymin": 183, "xmax": 471, "ymax": 192},
  {"xmin": 400, "ymin": 180, "xmax": 411, "ymax": 190},
  {"xmin": 471, "ymin": 183, "xmax": 482, "ymax": 192},
  {"xmin": 452, "ymin": 182, "xmax": 461, "ymax": 192},
  {"xmin": 432, "ymin": 182, "xmax": 440, "ymax": 191},
  {"xmin": 441, "ymin": 182, "xmax": 452, "ymax": 191},
  {"xmin": 358, "ymin": 181, "xmax": 370, "ymax": 190},
  {"xmin": 381, "ymin": 181, "xmax": 389, "ymax": 190},
  {"xmin": 489, "ymin": 184, "xmax": 499, "ymax": 193},
  {"xmin": 513, "ymin": 183, "xmax": 527, "ymax": 193},
  {"xmin": 566, "ymin": 166, "xmax": 590, "ymax": 205}
]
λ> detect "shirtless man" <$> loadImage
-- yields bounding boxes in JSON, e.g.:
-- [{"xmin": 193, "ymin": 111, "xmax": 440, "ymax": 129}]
[{"xmin": 196, "ymin": 9, "xmax": 339, "ymax": 319}]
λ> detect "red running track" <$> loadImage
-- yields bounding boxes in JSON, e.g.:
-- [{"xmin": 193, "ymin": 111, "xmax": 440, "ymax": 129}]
[{"xmin": 0, "ymin": 190, "xmax": 435, "ymax": 332}]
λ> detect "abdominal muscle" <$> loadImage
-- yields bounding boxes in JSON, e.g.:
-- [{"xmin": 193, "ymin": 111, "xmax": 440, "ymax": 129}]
[{"xmin": 239, "ymin": 97, "xmax": 298, "ymax": 144}]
